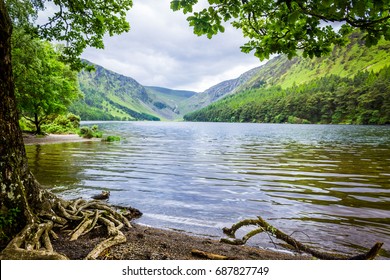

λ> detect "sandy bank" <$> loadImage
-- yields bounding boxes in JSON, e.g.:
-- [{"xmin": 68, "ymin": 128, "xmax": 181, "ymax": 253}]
[{"xmin": 23, "ymin": 133, "xmax": 100, "ymax": 145}]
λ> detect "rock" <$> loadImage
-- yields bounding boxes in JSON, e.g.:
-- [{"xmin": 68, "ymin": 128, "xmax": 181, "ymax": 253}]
[{"xmin": 91, "ymin": 191, "xmax": 110, "ymax": 200}]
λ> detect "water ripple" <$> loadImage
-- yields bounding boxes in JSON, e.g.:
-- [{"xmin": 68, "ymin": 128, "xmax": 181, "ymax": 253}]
[{"xmin": 26, "ymin": 122, "xmax": 390, "ymax": 258}]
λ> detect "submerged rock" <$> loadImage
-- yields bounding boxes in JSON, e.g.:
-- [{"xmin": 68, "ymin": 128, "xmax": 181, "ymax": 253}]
[{"xmin": 91, "ymin": 190, "xmax": 110, "ymax": 200}]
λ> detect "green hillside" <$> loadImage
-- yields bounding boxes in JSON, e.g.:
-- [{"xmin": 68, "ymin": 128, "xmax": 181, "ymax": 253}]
[
  {"xmin": 70, "ymin": 62, "xmax": 196, "ymax": 121},
  {"xmin": 238, "ymin": 33, "xmax": 390, "ymax": 90},
  {"xmin": 184, "ymin": 33, "xmax": 390, "ymax": 125},
  {"xmin": 70, "ymin": 62, "xmax": 159, "ymax": 121}
]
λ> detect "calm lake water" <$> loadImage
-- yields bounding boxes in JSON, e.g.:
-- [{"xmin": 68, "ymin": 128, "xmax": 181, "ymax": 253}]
[{"xmin": 25, "ymin": 122, "xmax": 390, "ymax": 258}]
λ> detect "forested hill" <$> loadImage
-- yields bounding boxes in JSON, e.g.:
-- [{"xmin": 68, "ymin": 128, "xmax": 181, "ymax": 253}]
[
  {"xmin": 69, "ymin": 61, "xmax": 197, "ymax": 121},
  {"xmin": 184, "ymin": 32, "xmax": 390, "ymax": 125}
]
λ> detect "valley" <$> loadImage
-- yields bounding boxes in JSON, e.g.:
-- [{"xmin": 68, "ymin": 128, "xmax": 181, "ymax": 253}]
[{"xmin": 70, "ymin": 32, "xmax": 390, "ymax": 125}]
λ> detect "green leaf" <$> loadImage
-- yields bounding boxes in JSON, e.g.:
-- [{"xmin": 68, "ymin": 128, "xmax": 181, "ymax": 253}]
[
  {"xmin": 170, "ymin": 1, "xmax": 180, "ymax": 11},
  {"xmin": 288, "ymin": 11, "xmax": 300, "ymax": 24}
]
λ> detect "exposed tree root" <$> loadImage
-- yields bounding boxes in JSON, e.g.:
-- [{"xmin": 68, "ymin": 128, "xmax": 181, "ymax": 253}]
[
  {"xmin": 0, "ymin": 196, "xmax": 139, "ymax": 260},
  {"xmin": 0, "ymin": 222, "xmax": 68, "ymax": 260},
  {"xmin": 86, "ymin": 230, "xmax": 126, "ymax": 260},
  {"xmin": 220, "ymin": 216, "xmax": 383, "ymax": 260}
]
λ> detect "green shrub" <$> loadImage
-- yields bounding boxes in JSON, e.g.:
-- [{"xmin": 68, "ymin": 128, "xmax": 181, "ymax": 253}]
[
  {"xmin": 66, "ymin": 113, "xmax": 81, "ymax": 128},
  {"xmin": 19, "ymin": 117, "xmax": 33, "ymax": 131},
  {"xmin": 78, "ymin": 125, "xmax": 103, "ymax": 139},
  {"xmin": 79, "ymin": 126, "xmax": 94, "ymax": 138},
  {"xmin": 102, "ymin": 135, "xmax": 121, "ymax": 142},
  {"xmin": 41, "ymin": 113, "xmax": 81, "ymax": 134}
]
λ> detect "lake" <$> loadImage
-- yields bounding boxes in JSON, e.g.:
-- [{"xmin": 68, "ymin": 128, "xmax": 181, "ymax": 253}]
[{"xmin": 25, "ymin": 122, "xmax": 390, "ymax": 258}]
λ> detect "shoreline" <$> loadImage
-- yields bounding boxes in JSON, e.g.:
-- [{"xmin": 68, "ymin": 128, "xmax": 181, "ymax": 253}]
[
  {"xmin": 52, "ymin": 222, "xmax": 310, "ymax": 260},
  {"xmin": 23, "ymin": 133, "xmax": 101, "ymax": 145}
]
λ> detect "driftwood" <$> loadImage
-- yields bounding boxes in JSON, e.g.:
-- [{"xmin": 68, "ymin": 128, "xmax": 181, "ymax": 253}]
[
  {"xmin": 220, "ymin": 216, "xmax": 383, "ymax": 260},
  {"xmin": 191, "ymin": 249, "xmax": 228, "ymax": 260},
  {"xmin": 0, "ymin": 197, "xmax": 138, "ymax": 260}
]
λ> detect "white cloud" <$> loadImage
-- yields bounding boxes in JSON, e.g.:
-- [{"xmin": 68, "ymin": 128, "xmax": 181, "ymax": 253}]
[{"xmin": 79, "ymin": 0, "xmax": 262, "ymax": 92}]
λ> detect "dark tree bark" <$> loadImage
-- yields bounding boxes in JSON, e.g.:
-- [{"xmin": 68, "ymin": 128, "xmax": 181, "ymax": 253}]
[{"xmin": 0, "ymin": 0, "xmax": 47, "ymax": 247}]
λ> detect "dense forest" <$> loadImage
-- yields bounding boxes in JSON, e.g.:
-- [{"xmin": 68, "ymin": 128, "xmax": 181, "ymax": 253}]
[{"xmin": 184, "ymin": 66, "xmax": 390, "ymax": 125}]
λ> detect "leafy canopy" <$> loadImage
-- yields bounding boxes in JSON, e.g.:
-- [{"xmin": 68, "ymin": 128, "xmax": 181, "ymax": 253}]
[
  {"xmin": 12, "ymin": 29, "xmax": 81, "ymax": 133},
  {"xmin": 5, "ymin": 0, "xmax": 133, "ymax": 69},
  {"xmin": 171, "ymin": 0, "xmax": 390, "ymax": 60}
]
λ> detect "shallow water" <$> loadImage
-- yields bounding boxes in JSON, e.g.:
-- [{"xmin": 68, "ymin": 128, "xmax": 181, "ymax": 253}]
[{"xmin": 25, "ymin": 122, "xmax": 390, "ymax": 258}]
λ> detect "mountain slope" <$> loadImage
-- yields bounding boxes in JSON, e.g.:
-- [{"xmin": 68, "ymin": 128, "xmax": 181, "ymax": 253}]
[
  {"xmin": 239, "ymin": 32, "xmax": 390, "ymax": 91},
  {"xmin": 145, "ymin": 86, "xmax": 197, "ymax": 120},
  {"xmin": 179, "ymin": 66, "xmax": 262, "ymax": 114},
  {"xmin": 184, "ymin": 32, "xmax": 390, "ymax": 125},
  {"xmin": 70, "ymin": 62, "xmax": 196, "ymax": 121},
  {"xmin": 183, "ymin": 32, "xmax": 390, "ymax": 112}
]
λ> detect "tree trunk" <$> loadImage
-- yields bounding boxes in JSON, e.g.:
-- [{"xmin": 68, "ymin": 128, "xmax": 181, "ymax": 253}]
[
  {"xmin": 0, "ymin": 0, "xmax": 46, "ymax": 248},
  {"xmin": 34, "ymin": 113, "xmax": 41, "ymax": 134}
]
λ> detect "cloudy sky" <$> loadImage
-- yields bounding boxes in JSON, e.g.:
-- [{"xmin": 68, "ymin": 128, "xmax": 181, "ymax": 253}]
[{"xmin": 80, "ymin": 0, "xmax": 263, "ymax": 92}]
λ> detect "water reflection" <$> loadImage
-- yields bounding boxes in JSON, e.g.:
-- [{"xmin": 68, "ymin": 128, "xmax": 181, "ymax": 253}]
[
  {"xmin": 25, "ymin": 122, "xmax": 390, "ymax": 258},
  {"xmin": 28, "ymin": 143, "xmax": 84, "ymax": 191}
]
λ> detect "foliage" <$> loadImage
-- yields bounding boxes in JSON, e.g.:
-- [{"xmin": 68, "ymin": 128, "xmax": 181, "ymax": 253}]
[
  {"xmin": 41, "ymin": 113, "xmax": 81, "ymax": 134},
  {"xmin": 0, "ymin": 208, "xmax": 21, "ymax": 228},
  {"xmin": 6, "ymin": 0, "xmax": 133, "ymax": 70},
  {"xmin": 102, "ymin": 135, "xmax": 121, "ymax": 142},
  {"xmin": 18, "ymin": 117, "xmax": 34, "ymax": 131},
  {"xmin": 0, "ymin": 208, "xmax": 21, "ymax": 243},
  {"xmin": 4, "ymin": 0, "xmax": 41, "ymax": 28},
  {"xmin": 12, "ymin": 28, "xmax": 81, "ymax": 134},
  {"xmin": 78, "ymin": 125, "xmax": 103, "ymax": 139},
  {"xmin": 184, "ymin": 66, "xmax": 390, "ymax": 125},
  {"xmin": 171, "ymin": 0, "xmax": 390, "ymax": 60}
]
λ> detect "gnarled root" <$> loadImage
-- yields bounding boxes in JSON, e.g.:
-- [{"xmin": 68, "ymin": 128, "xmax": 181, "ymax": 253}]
[
  {"xmin": 0, "ymin": 221, "xmax": 68, "ymax": 260},
  {"xmin": 85, "ymin": 216, "xmax": 127, "ymax": 260},
  {"xmin": 220, "ymin": 216, "xmax": 383, "ymax": 260},
  {"xmin": 55, "ymin": 198, "xmax": 134, "ymax": 259},
  {"xmin": 0, "ymin": 196, "xmax": 139, "ymax": 260}
]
